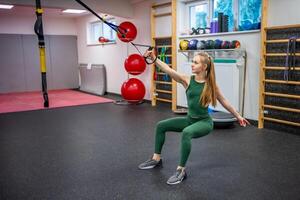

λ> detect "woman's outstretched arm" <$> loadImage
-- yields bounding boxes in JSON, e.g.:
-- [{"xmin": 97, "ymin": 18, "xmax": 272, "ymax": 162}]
[
  {"xmin": 216, "ymin": 85, "xmax": 250, "ymax": 127},
  {"xmin": 145, "ymin": 50, "xmax": 189, "ymax": 88}
]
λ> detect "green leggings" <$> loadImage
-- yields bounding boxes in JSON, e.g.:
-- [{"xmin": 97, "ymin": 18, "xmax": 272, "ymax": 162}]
[{"xmin": 154, "ymin": 116, "xmax": 213, "ymax": 167}]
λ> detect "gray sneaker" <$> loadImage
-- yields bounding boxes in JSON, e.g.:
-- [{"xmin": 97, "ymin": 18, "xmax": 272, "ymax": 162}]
[
  {"xmin": 166, "ymin": 169, "xmax": 187, "ymax": 185},
  {"xmin": 138, "ymin": 158, "xmax": 162, "ymax": 170}
]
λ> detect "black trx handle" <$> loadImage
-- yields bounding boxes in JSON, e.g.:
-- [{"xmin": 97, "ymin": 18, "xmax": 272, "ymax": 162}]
[
  {"xmin": 34, "ymin": 17, "xmax": 42, "ymax": 37},
  {"xmin": 35, "ymin": 0, "xmax": 49, "ymax": 107},
  {"xmin": 130, "ymin": 43, "xmax": 157, "ymax": 64},
  {"xmin": 144, "ymin": 46, "xmax": 157, "ymax": 64}
]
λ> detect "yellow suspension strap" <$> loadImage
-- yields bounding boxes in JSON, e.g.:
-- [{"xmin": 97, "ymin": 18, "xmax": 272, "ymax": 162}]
[{"xmin": 34, "ymin": 0, "xmax": 49, "ymax": 107}]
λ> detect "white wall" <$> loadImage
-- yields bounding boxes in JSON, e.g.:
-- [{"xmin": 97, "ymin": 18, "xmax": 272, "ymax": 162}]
[
  {"xmin": 75, "ymin": 14, "xmax": 129, "ymax": 95},
  {"xmin": 75, "ymin": 0, "xmax": 155, "ymax": 98},
  {"xmin": 268, "ymin": 0, "xmax": 300, "ymax": 26},
  {"xmin": 0, "ymin": 7, "xmax": 77, "ymax": 35}
]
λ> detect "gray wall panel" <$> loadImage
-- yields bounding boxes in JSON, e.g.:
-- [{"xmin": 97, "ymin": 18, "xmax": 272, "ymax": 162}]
[
  {"xmin": 0, "ymin": 34, "xmax": 78, "ymax": 93},
  {"xmin": 21, "ymin": 35, "xmax": 41, "ymax": 91},
  {"xmin": 49, "ymin": 35, "xmax": 79, "ymax": 89},
  {"xmin": 0, "ymin": 34, "xmax": 26, "ymax": 93}
]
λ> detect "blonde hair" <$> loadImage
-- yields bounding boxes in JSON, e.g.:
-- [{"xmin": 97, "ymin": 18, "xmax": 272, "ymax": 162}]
[{"xmin": 196, "ymin": 52, "xmax": 217, "ymax": 107}]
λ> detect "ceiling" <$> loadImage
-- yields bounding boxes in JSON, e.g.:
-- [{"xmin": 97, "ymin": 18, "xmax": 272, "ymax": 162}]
[{"xmin": 0, "ymin": 0, "xmax": 148, "ymax": 18}]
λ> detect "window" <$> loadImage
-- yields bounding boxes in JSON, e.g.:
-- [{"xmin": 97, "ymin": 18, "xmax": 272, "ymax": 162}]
[
  {"xmin": 87, "ymin": 19, "xmax": 116, "ymax": 45},
  {"xmin": 213, "ymin": 0, "xmax": 234, "ymax": 31},
  {"xmin": 189, "ymin": 1, "xmax": 209, "ymax": 29},
  {"xmin": 186, "ymin": 0, "xmax": 261, "ymax": 33},
  {"xmin": 238, "ymin": 0, "xmax": 261, "ymax": 31}
]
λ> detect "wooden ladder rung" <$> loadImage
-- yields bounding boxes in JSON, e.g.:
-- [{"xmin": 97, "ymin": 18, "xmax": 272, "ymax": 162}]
[
  {"xmin": 263, "ymin": 66, "xmax": 300, "ymax": 70},
  {"xmin": 154, "ymin": 12, "xmax": 172, "ymax": 17},
  {"xmin": 153, "ymin": 36, "xmax": 172, "ymax": 39},
  {"xmin": 264, "ymin": 117, "xmax": 300, "ymax": 127},
  {"xmin": 265, "ymin": 53, "xmax": 300, "ymax": 56},
  {"xmin": 264, "ymin": 92, "xmax": 300, "ymax": 99},
  {"xmin": 265, "ymin": 39, "xmax": 300, "ymax": 43},
  {"xmin": 263, "ymin": 104, "xmax": 300, "ymax": 113},
  {"xmin": 156, "ymin": 97, "xmax": 172, "ymax": 103},
  {"xmin": 156, "ymin": 45, "xmax": 172, "ymax": 48},
  {"xmin": 155, "ymin": 81, "xmax": 172, "ymax": 85},
  {"xmin": 265, "ymin": 24, "xmax": 300, "ymax": 30},
  {"xmin": 264, "ymin": 79, "xmax": 300, "ymax": 85},
  {"xmin": 156, "ymin": 89, "xmax": 172, "ymax": 94},
  {"xmin": 152, "ymin": 2, "xmax": 171, "ymax": 9}
]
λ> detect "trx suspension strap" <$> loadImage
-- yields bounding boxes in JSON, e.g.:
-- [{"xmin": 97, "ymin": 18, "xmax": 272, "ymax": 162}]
[
  {"xmin": 74, "ymin": 0, "xmax": 157, "ymax": 64},
  {"xmin": 284, "ymin": 37, "xmax": 296, "ymax": 81},
  {"xmin": 74, "ymin": 0, "xmax": 120, "ymax": 34},
  {"xmin": 34, "ymin": 0, "xmax": 49, "ymax": 107}
]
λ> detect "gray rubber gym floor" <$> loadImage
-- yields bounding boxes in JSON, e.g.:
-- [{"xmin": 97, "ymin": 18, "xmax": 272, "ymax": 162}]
[{"xmin": 0, "ymin": 99, "xmax": 299, "ymax": 200}]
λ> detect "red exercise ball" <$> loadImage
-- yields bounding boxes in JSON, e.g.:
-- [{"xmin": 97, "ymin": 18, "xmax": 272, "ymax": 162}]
[
  {"xmin": 121, "ymin": 78, "xmax": 145, "ymax": 102},
  {"xmin": 124, "ymin": 54, "xmax": 146, "ymax": 75},
  {"xmin": 117, "ymin": 21, "xmax": 137, "ymax": 42}
]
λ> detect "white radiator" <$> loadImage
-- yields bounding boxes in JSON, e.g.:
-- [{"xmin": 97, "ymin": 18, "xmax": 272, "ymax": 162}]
[
  {"xmin": 79, "ymin": 64, "xmax": 106, "ymax": 95},
  {"xmin": 214, "ymin": 60, "xmax": 244, "ymax": 113}
]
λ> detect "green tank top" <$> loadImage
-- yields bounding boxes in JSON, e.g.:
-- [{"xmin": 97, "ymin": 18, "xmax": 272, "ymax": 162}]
[{"xmin": 186, "ymin": 75, "xmax": 209, "ymax": 119}]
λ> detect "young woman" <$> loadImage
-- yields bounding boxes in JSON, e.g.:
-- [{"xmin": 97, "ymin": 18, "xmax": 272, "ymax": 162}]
[{"xmin": 138, "ymin": 51, "xmax": 250, "ymax": 185}]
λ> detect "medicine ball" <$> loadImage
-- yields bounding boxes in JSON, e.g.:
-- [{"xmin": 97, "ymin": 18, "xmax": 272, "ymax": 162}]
[
  {"xmin": 188, "ymin": 39, "xmax": 198, "ymax": 50},
  {"xmin": 214, "ymin": 39, "xmax": 223, "ymax": 49},
  {"xmin": 221, "ymin": 40, "xmax": 230, "ymax": 49},
  {"xmin": 205, "ymin": 40, "xmax": 214, "ymax": 49},
  {"xmin": 197, "ymin": 40, "xmax": 206, "ymax": 50},
  {"xmin": 179, "ymin": 40, "xmax": 189, "ymax": 50},
  {"xmin": 230, "ymin": 40, "xmax": 241, "ymax": 48}
]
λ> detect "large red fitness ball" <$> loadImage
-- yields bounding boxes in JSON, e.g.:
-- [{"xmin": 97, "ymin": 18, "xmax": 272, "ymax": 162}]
[
  {"xmin": 124, "ymin": 54, "xmax": 146, "ymax": 75},
  {"xmin": 117, "ymin": 21, "xmax": 137, "ymax": 42},
  {"xmin": 121, "ymin": 78, "xmax": 145, "ymax": 102}
]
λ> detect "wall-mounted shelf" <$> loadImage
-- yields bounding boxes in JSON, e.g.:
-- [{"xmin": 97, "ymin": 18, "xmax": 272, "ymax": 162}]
[{"xmin": 178, "ymin": 30, "xmax": 260, "ymax": 39}]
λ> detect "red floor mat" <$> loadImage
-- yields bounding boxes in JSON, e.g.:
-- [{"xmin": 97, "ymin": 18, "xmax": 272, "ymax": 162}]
[{"xmin": 0, "ymin": 89, "xmax": 114, "ymax": 114}]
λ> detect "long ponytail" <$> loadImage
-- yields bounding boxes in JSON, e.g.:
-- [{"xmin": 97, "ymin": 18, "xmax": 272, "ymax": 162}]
[{"xmin": 197, "ymin": 53, "xmax": 217, "ymax": 107}]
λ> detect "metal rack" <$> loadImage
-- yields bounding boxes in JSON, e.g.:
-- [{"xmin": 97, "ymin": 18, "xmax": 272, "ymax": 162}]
[{"xmin": 178, "ymin": 49, "xmax": 246, "ymax": 60}]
